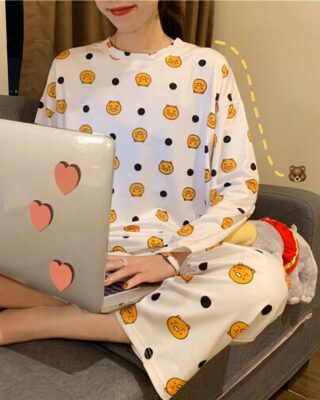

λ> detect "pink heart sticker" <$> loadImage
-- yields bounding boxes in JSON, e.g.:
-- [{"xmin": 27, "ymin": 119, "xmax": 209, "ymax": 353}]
[
  {"xmin": 29, "ymin": 201, "xmax": 53, "ymax": 232},
  {"xmin": 49, "ymin": 260, "xmax": 74, "ymax": 292},
  {"xmin": 55, "ymin": 161, "xmax": 81, "ymax": 195}
]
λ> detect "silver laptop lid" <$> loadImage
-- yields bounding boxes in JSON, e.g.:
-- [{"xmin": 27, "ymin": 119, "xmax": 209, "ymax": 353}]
[{"xmin": 0, "ymin": 119, "xmax": 115, "ymax": 313}]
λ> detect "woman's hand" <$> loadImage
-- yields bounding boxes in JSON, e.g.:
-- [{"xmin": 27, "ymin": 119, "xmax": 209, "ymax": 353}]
[{"xmin": 105, "ymin": 254, "xmax": 177, "ymax": 290}]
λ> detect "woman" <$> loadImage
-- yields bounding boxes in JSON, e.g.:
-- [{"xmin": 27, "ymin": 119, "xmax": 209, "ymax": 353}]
[{"xmin": 0, "ymin": 1, "xmax": 289, "ymax": 398}]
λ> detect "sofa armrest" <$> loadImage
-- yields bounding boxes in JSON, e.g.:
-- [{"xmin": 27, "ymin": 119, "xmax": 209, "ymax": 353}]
[{"xmin": 0, "ymin": 95, "xmax": 39, "ymax": 123}]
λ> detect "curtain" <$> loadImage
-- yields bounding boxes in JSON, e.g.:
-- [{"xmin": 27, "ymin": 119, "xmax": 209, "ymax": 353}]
[{"xmin": 19, "ymin": 0, "xmax": 214, "ymax": 98}]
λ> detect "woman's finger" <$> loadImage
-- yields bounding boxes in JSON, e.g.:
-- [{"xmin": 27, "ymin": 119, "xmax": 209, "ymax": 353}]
[
  {"xmin": 122, "ymin": 273, "xmax": 146, "ymax": 290},
  {"xmin": 104, "ymin": 264, "xmax": 137, "ymax": 286},
  {"xmin": 105, "ymin": 256, "xmax": 129, "ymax": 273}
]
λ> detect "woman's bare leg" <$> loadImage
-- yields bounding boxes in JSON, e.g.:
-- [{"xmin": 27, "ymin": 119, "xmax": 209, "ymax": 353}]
[
  {"xmin": 0, "ymin": 274, "xmax": 67, "ymax": 308},
  {"xmin": 0, "ymin": 304, "xmax": 130, "ymax": 346}
]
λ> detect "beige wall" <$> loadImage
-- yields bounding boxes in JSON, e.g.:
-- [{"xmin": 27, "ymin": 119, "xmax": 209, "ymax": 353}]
[
  {"xmin": 0, "ymin": 1, "xmax": 8, "ymax": 95},
  {"xmin": 213, "ymin": 1, "xmax": 319, "ymax": 194}
]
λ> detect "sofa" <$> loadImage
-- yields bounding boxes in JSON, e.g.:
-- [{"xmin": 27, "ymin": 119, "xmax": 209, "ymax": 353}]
[{"xmin": 0, "ymin": 94, "xmax": 319, "ymax": 400}]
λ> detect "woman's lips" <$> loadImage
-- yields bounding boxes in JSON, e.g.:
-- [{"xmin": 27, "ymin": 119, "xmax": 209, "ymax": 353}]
[{"xmin": 108, "ymin": 5, "xmax": 136, "ymax": 16}]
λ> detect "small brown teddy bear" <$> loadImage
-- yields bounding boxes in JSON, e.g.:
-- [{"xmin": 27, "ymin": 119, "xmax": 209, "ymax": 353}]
[{"xmin": 289, "ymin": 165, "xmax": 307, "ymax": 182}]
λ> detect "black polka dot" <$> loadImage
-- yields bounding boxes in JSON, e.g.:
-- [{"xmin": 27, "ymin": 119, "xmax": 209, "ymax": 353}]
[
  {"xmin": 238, "ymin": 208, "xmax": 245, "ymax": 214},
  {"xmin": 57, "ymin": 76, "xmax": 64, "ymax": 84},
  {"xmin": 138, "ymin": 108, "xmax": 145, "ymax": 115},
  {"xmin": 112, "ymin": 188, "xmax": 115, "ymax": 194},
  {"xmin": 251, "ymin": 163, "xmax": 257, "ymax": 171},
  {"xmin": 183, "ymin": 220, "xmax": 189, "ymax": 226},
  {"xmin": 112, "ymin": 78, "xmax": 119, "ymax": 85},
  {"xmin": 132, "ymin": 216, "xmax": 139, "ymax": 222},
  {"xmin": 224, "ymin": 182, "xmax": 231, "ymax": 187},
  {"xmin": 198, "ymin": 360, "xmax": 207, "ymax": 368},
  {"xmin": 165, "ymin": 138, "xmax": 172, "ymax": 146},
  {"xmin": 109, "ymin": 133, "xmax": 116, "ymax": 140},
  {"xmin": 144, "ymin": 348, "xmax": 153, "ymax": 359},
  {"xmin": 169, "ymin": 82, "xmax": 177, "ymax": 90},
  {"xmin": 211, "ymin": 169, "xmax": 217, "ymax": 177},
  {"xmin": 134, "ymin": 164, "xmax": 142, "ymax": 171},
  {"xmin": 223, "ymin": 136, "xmax": 231, "ymax": 143},
  {"xmin": 192, "ymin": 115, "xmax": 199, "ymax": 123},
  {"xmin": 204, "ymin": 145, "xmax": 209, "ymax": 153},
  {"xmin": 261, "ymin": 305, "xmax": 272, "ymax": 315},
  {"xmin": 187, "ymin": 169, "xmax": 194, "ymax": 176},
  {"xmin": 151, "ymin": 293, "xmax": 161, "ymax": 301},
  {"xmin": 124, "ymin": 51, "xmax": 131, "ymax": 56},
  {"xmin": 199, "ymin": 262, "xmax": 208, "ymax": 271},
  {"xmin": 83, "ymin": 105, "xmax": 90, "ymax": 113},
  {"xmin": 123, "ymin": 236, "xmax": 130, "ymax": 239},
  {"xmin": 215, "ymin": 93, "xmax": 220, "ymax": 102},
  {"xmin": 86, "ymin": 53, "xmax": 93, "ymax": 60},
  {"xmin": 255, "ymin": 249, "xmax": 264, "ymax": 254},
  {"xmin": 201, "ymin": 296, "xmax": 212, "ymax": 308},
  {"xmin": 160, "ymin": 191, "xmax": 167, "ymax": 197},
  {"xmin": 38, "ymin": 101, "xmax": 44, "ymax": 109},
  {"xmin": 198, "ymin": 59, "xmax": 206, "ymax": 67},
  {"xmin": 227, "ymin": 93, "xmax": 233, "ymax": 101}
]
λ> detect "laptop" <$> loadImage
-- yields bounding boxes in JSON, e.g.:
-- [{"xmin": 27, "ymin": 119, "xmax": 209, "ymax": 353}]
[{"xmin": 0, "ymin": 119, "xmax": 160, "ymax": 314}]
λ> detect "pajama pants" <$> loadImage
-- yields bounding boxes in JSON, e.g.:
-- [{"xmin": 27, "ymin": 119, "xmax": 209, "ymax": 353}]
[{"xmin": 115, "ymin": 242, "xmax": 289, "ymax": 399}]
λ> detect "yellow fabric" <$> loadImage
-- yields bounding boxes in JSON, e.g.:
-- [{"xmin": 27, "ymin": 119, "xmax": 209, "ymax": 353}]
[{"xmin": 224, "ymin": 222, "xmax": 257, "ymax": 246}]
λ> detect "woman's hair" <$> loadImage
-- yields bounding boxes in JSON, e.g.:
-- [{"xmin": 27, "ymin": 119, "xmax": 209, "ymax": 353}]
[{"xmin": 158, "ymin": 1, "xmax": 184, "ymax": 39}]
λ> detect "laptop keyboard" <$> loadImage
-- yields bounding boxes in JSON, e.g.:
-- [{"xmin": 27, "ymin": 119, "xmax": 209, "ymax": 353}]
[{"xmin": 104, "ymin": 281, "xmax": 126, "ymax": 296}]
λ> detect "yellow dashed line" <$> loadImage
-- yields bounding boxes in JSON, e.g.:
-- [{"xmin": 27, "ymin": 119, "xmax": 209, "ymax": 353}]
[{"xmin": 215, "ymin": 39, "xmax": 284, "ymax": 178}]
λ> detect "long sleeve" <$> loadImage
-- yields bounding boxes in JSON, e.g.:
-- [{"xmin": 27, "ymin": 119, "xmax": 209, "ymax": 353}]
[{"xmin": 158, "ymin": 60, "xmax": 259, "ymax": 256}]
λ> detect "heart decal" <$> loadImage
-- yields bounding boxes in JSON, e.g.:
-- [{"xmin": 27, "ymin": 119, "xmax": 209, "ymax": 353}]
[
  {"xmin": 55, "ymin": 161, "xmax": 81, "ymax": 195},
  {"xmin": 49, "ymin": 260, "xmax": 74, "ymax": 292},
  {"xmin": 29, "ymin": 201, "xmax": 53, "ymax": 232}
]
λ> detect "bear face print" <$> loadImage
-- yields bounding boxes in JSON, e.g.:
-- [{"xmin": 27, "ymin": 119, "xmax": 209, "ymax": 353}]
[
  {"xmin": 193, "ymin": 79, "xmax": 207, "ymax": 94},
  {"xmin": 204, "ymin": 169, "xmax": 211, "ymax": 183},
  {"xmin": 106, "ymin": 101, "xmax": 122, "ymax": 115},
  {"xmin": 221, "ymin": 217, "xmax": 233, "ymax": 229},
  {"xmin": 79, "ymin": 124, "xmax": 93, "ymax": 134},
  {"xmin": 46, "ymin": 107, "xmax": 54, "ymax": 118},
  {"xmin": 109, "ymin": 209, "xmax": 117, "ymax": 223},
  {"xmin": 113, "ymin": 156, "xmax": 120, "ymax": 170},
  {"xmin": 177, "ymin": 223, "xmax": 194, "ymax": 236},
  {"xmin": 228, "ymin": 321, "xmax": 248, "ymax": 339},
  {"xmin": 221, "ymin": 158, "xmax": 237, "ymax": 173},
  {"xmin": 132, "ymin": 127, "xmax": 148, "ymax": 142},
  {"xmin": 163, "ymin": 105, "xmax": 179, "ymax": 120},
  {"xmin": 210, "ymin": 189, "xmax": 224, "ymax": 206},
  {"xmin": 129, "ymin": 183, "xmax": 145, "ymax": 197},
  {"xmin": 47, "ymin": 82, "xmax": 56, "ymax": 98},
  {"xmin": 222, "ymin": 64, "xmax": 229, "ymax": 78},
  {"xmin": 112, "ymin": 246, "xmax": 126, "ymax": 252},
  {"xmin": 182, "ymin": 187, "xmax": 196, "ymax": 201},
  {"xmin": 289, "ymin": 166, "xmax": 307, "ymax": 182},
  {"xmin": 55, "ymin": 49, "xmax": 70, "ymax": 59},
  {"xmin": 187, "ymin": 134, "xmax": 201, "ymax": 149},
  {"xmin": 229, "ymin": 263, "xmax": 255, "ymax": 284},
  {"xmin": 158, "ymin": 161, "xmax": 174, "ymax": 175},
  {"xmin": 123, "ymin": 225, "xmax": 140, "ymax": 232},
  {"xmin": 120, "ymin": 304, "xmax": 138, "ymax": 324},
  {"xmin": 227, "ymin": 104, "xmax": 236, "ymax": 119},
  {"xmin": 165, "ymin": 55, "xmax": 182, "ymax": 68},
  {"xmin": 56, "ymin": 99, "xmax": 67, "ymax": 114},
  {"xmin": 181, "ymin": 273, "xmax": 193, "ymax": 283},
  {"xmin": 165, "ymin": 377, "xmax": 186, "ymax": 396},
  {"xmin": 155, "ymin": 209, "xmax": 169, "ymax": 222},
  {"xmin": 207, "ymin": 112, "xmax": 216, "ymax": 129},
  {"xmin": 245, "ymin": 179, "xmax": 259, "ymax": 193},
  {"xmin": 79, "ymin": 70, "xmax": 95, "ymax": 84},
  {"xmin": 167, "ymin": 315, "xmax": 190, "ymax": 339},
  {"xmin": 135, "ymin": 72, "xmax": 152, "ymax": 87},
  {"xmin": 147, "ymin": 236, "xmax": 164, "ymax": 249}
]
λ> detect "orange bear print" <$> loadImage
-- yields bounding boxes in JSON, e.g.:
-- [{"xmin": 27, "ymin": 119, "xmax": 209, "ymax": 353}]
[
  {"xmin": 229, "ymin": 263, "xmax": 255, "ymax": 284},
  {"xmin": 210, "ymin": 189, "xmax": 223, "ymax": 206},
  {"xmin": 147, "ymin": 236, "xmax": 164, "ymax": 249},
  {"xmin": 120, "ymin": 304, "xmax": 138, "ymax": 325},
  {"xmin": 221, "ymin": 217, "xmax": 234, "ymax": 229},
  {"xmin": 182, "ymin": 187, "xmax": 196, "ymax": 201},
  {"xmin": 222, "ymin": 64, "xmax": 229, "ymax": 78},
  {"xmin": 106, "ymin": 101, "xmax": 122, "ymax": 115},
  {"xmin": 123, "ymin": 225, "xmax": 140, "ymax": 232},
  {"xmin": 113, "ymin": 156, "xmax": 120, "ymax": 170},
  {"xmin": 165, "ymin": 377, "xmax": 186, "ymax": 396},
  {"xmin": 165, "ymin": 55, "xmax": 182, "ymax": 68},
  {"xmin": 177, "ymin": 223, "xmax": 194, "ymax": 236},
  {"xmin": 132, "ymin": 127, "xmax": 148, "ymax": 142},
  {"xmin": 207, "ymin": 112, "xmax": 216, "ymax": 129},
  {"xmin": 109, "ymin": 209, "xmax": 117, "ymax": 223},
  {"xmin": 163, "ymin": 105, "xmax": 179, "ymax": 120},
  {"xmin": 204, "ymin": 169, "xmax": 211, "ymax": 183},
  {"xmin": 193, "ymin": 79, "xmax": 207, "ymax": 94},
  {"xmin": 79, "ymin": 124, "xmax": 93, "ymax": 134},
  {"xmin": 180, "ymin": 273, "xmax": 193, "ymax": 283},
  {"xmin": 47, "ymin": 82, "xmax": 56, "ymax": 98},
  {"xmin": 46, "ymin": 107, "xmax": 54, "ymax": 118},
  {"xmin": 246, "ymin": 179, "xmax": 259, "ymax": 193},
  {"xmin": 227, "ymin": 104, "xmax": 236, "ymax": 119},
  {"xmin": 228, "ymin": 321, "xmax": 249, "ymax": 339},
  {"xmin": 112, "ymin": 245, "xmax": 126, "ymax": 252},
  {"xmin": 159, "ymin": 161, "xmax": 174, "ymax": 175},
  {"xmin": 129, "ymin": 183, "xmax": 144, "ymax": 197},
  {"xmin": 80, "ymin": 70, "xmax": 95, "ymax": 84},
  {"xmin": 187, "ymin": 134, "xmax": 201, "ymax": 149},
  {"xmin": 56, "ymin": 99, "xmax": 67, "ymax": 114},
  {"xmin": 167, "ymin": 315, "xmax": 190, "ymax": 339},
  {"xmin": 135, "ymin": 72, "xmax": 152, "ymax": 87},
  {"xmin": 55, "ymin": 49, "xmax": 70, "ymax": 60},
  {"xmin": 156, "ymin": 209, "xmax": 169, "ymax": 222},
  {"xmin": 221, "ymin": 158, "xmax": 237, "ymax": 173}
]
